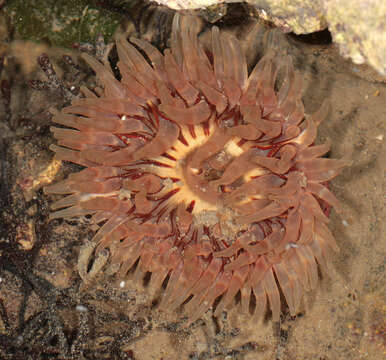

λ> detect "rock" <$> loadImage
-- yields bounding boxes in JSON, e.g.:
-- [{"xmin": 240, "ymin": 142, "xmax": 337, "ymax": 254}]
[
  {"xmin": 322, "ymin": 0, "xmax": 386, "ymax": 76},
  {"xmin": 250, "ymin": 0, "xmax": 326, "ymax": 34},
  {"xmin": 153, "ymin": 0, "xmax": 225, "ymax": 10}
]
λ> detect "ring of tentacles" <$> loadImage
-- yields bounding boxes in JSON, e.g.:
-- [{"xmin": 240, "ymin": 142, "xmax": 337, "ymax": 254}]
[{"xmin": 45, "ymin": 15, "xmax": 349, "ymax": 322}]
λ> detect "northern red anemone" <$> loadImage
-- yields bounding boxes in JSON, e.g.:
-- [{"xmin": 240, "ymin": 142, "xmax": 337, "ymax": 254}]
[{"xmin": 45, "ymin": 14, "xmax": 349, "ymax": 322}]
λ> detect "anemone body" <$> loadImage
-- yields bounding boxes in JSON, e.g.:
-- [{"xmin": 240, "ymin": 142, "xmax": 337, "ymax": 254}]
[{"xmin": 45, "ymin": 15, "xmax": 349, "ymax": 322}]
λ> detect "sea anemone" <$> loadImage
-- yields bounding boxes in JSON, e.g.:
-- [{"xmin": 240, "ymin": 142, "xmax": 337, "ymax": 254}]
[{"xmin": 45, "ymin": 15, "xmax": 349, "ymax": 322}]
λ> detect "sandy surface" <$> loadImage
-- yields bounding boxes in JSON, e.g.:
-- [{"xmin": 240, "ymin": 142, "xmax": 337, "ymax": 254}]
[{"xmin": 0, "ymin": 5, "xmax": 385, "ymax": 360}]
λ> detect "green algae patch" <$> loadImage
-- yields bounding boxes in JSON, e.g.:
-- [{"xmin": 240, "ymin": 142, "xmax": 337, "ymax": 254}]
[{"xmin": 4, "ymin": 0, "xmax": 124, "ymax": 47}]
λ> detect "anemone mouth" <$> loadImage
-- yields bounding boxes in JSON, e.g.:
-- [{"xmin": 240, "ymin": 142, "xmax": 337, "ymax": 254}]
[{"xmin": 45, "ymin": 14, "xmax": 349, "ymax": 322}]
